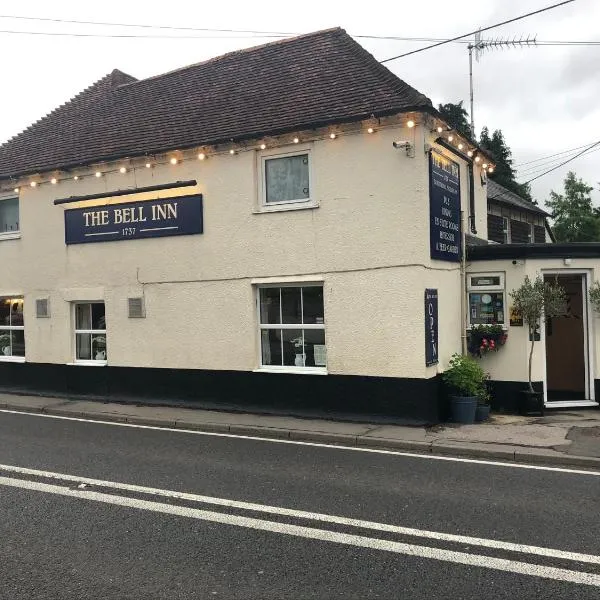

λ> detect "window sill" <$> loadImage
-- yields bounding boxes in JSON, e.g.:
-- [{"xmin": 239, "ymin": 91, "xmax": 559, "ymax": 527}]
[
  {"xmin": 67, "ymin": 361, "xmax": 108, "ymax": 367},
  {"xmin": 253, "ymin": 366, "xmax": 327, "ymax": 375},
  {"xmin": 0, "ymin": 356, "xmax": 25, "ymax": 363},
  {"xmin": 253, "ymin": 201, "xmax": 319, "ymax": 214},
  {"xmin": 0, "ymin": 232, "xmax": 21, "ymax": 241}
]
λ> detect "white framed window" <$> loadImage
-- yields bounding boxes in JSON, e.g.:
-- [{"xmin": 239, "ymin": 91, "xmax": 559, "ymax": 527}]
[
  {"xmin": 259, "ymin": 147, "xmax": 315, "ymax": 211},
  {"xmin": 74, "ymin": 302, "xmax": 107, "ymax": 364},
  {"xmin": 467, "ymin": 273, "xmax": 506, "ymax": 327},
  {"xmin": 257, "ymin": 284, "xmax": 326, "ymax": 373},
  {"xmin": 0, "ymin": 196, "xmax": 20, "ymax": 240},
  {"xmin": 0, "ymin": 297, "xmax": 25, "ymax": 360},
  {"xmin": 502, "ymin": 217, "xmax": 510, "ymax": 244}
]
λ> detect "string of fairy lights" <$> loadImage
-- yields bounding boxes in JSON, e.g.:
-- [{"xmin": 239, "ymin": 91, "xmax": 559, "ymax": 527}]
[{"xmin": 7, "ymin": 117, "xmax": 494, "ymax": 194}]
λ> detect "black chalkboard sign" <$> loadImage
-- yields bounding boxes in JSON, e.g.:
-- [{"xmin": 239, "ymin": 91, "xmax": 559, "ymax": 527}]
[
  {"xmin": 425, "ymin": 288, "xmax": 439, "ymax": 366},
  {"xmin": 429, "ymin": 152, "xmax": 461, "ymax": 262}
]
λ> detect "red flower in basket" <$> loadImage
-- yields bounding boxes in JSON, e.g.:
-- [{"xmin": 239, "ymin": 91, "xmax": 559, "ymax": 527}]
[
  {"xmin": 490, "ymin": 339, "xmax": 496, "ymax": 349},
  {"xmin": 482, "ymin": 338, "xmax": 488, "ymax": 346}
]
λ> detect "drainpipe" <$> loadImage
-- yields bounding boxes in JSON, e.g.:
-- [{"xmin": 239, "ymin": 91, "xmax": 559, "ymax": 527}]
[{"xmin": 460, "ymin": 210, "xmax": 468, "ymax": 355}]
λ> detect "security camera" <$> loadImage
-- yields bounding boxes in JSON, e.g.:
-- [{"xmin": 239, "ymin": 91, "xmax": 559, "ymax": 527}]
[{"xmin": 393, "ymin": 141, "xmax": 410, "ymax": 149}]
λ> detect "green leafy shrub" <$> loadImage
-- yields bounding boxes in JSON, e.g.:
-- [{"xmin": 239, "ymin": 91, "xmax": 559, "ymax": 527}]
[
  {"xmin": 442, "ymin": 353, "xmax": 487, "ymax": 399},
  {"xmin": 590, "ymin": 281, "xmax": 600, "ymax": 314}
]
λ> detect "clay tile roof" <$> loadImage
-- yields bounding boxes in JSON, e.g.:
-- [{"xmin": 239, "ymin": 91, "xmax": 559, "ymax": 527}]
[{"xmin": 0, "ymin": 27, "xmax": 432, "ymax": 179}]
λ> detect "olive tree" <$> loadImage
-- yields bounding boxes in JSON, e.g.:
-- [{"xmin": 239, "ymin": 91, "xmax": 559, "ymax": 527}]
[{"xmin": 509, "ymin": 275, "xmax": 567, "ymax": 392}]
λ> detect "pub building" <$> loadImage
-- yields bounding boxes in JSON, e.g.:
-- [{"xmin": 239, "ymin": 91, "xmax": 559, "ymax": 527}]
[{"xmin": 0, "ymin": 28, "xmax": 599, "ymax": 422}]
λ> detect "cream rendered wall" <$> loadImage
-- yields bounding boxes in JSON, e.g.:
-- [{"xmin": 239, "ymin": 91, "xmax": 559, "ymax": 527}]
[
  {"xmin": 0, "ymin": 127, "xmax": 450, "ymax": 377},
  {"xmin": 469, "ymin": 258, "xmax": 599, "ymax": 391},
  {"xmin": 0, "ymin": 120, "xmax": 476, "ymax": 378}
]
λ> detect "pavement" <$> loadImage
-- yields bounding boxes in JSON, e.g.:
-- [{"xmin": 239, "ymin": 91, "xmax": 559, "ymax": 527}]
[{"xmin": 1, "ymin": 392, "xmax": 599, "ymax": 470}]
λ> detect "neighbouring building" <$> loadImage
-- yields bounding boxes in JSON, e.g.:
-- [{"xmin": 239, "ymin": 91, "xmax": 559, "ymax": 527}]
[{"xmin": 0, "ymin": 28, "xmax": 598, "ymax": 422}]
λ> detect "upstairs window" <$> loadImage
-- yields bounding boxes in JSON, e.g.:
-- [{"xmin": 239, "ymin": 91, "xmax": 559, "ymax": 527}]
[
  {"xmin": 0, "ymin": 197, "xmax": 19, "ymax": 238},
  {"xmin": 262, "ymin": 150, "xmax": 311, "ymax": 206},
  {"xmin": 0, "ymin": 297, "xmax": 25, "ymax": 359}
]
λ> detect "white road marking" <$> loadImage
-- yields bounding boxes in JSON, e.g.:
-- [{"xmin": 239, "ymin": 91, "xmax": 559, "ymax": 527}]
[
  {"xmin": 1, "ymin": 462, "xmax": 598, "ymax": 566},
  {"xmin": 0, "ymin": 408, "xmax": 599, "ymax": 477},
  {"xmin": 0, "ymin": 475, "xmax": 598, "ymax": 587}
]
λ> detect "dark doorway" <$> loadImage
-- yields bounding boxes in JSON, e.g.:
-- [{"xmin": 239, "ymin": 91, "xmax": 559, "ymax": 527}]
[{"xmin": 545, "ymin": 274, "xmax": 587, "ymax": 401}]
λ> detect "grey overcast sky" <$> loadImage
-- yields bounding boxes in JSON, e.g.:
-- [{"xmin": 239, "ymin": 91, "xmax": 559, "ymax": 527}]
[{"xmin": 1, "ymin": 0, "xmax": 598, "ymax": 208}]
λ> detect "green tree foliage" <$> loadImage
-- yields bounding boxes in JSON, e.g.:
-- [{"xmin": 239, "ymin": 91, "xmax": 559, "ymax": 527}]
[
  {"xmin": 479, "ymin": 127, "xmax": 533, "ymax": 201},
  {"xmin": 437, "ymin": 101, "xmax": 472, "ymax": 140},
  {"xmin": 546, "ymin": 171, "xmax": 598, "ymax": 242},
  {"xmin": 509, "ymin": 276, "xmax": 567, "ymax": 391}
]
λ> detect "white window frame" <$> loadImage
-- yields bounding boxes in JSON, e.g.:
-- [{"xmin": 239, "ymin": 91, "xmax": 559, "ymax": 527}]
[
  {"xmin": 255, "ymin": 283, "xmax": 327, "ymax": 375},
  {"xmin": 467, "ymin": 272, "xmax": 507, "ymax": 329},
  {"xmin": 257, "ymin": 145, "xmax": 317, "ymax": 213},
  {"xmin": 502, "ymin": 217, "xmax": 511, "ymax": 244},
  {"xmin": 0, "ymin": 196, "xmax": 20, "ymax": 241},
  {"xmin": 0, "ymin": 296, "xmax": 25, "ymax": 362},
  {"xmin": 73, "ymin": 302, "xmax": 107, "ymax": 366}
]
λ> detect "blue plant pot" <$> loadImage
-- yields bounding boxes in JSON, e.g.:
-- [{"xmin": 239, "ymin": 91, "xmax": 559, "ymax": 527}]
[
  {"xmin": 450, "ymin": 396, "xmax": 478, "ymax": 424},
  {"xmin": 475, "ymin": 404, "xmax": 491, "ymax": 422}
]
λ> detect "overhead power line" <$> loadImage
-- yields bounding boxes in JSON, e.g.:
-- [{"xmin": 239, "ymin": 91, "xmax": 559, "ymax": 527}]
[
  {"xmin": 0, "ymin": 29, "xmax": 285, "ymax": 39},
  {"xmin": 520, "ymin": 140, "xmax": 600, "ymax": 184},
  {"xmin": 518, "ymin": 146, "xmax": 600, "ymax": 179},
  {"xmin": 0, "ymin": 13, "xmax": 597, "ymax": 45},
  {"xmin": 379, "ymin": 0, "xmax": 576, "ymax": 62},
  {"xmin": 517, "ymin": 146, "xmax": 599, "ymax": 175},
  {"xmin": 514, "ymin": 142, "xmax": 599, "ymax": 167}
]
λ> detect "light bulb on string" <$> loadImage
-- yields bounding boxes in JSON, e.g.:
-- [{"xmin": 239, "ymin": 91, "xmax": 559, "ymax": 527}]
[
  {"xmin": 406, "ymin": 120, "xmax": 415, "ymax": 128},
  {"xmin": 170, "ymin": 157, "xmax": 178, "ymax": 165},
  {"xmin": 51, "ymin": 177, "xmax": 57, "ymax": 184},
  {"xmin": 197, "ymin": 153, "xmax": 206, "ymax": 161}
]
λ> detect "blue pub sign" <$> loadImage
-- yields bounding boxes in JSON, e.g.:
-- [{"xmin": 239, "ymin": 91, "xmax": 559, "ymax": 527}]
[
  {"xmin": 429, "ymin": 152, "xmax": 461, "ymax": 262},
  {"xmin": 64, "ymin": 194, "xmax": 203, "ymax": 245},
  {"xmin": 425, "ymin": 288, "xmax": 439, "ymax": 367}
]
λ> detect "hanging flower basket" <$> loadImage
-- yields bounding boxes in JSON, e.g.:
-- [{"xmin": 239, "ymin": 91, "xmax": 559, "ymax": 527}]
[{"xmin": 468, "ymin": 325, "xmax": 508, "ymax": 358}]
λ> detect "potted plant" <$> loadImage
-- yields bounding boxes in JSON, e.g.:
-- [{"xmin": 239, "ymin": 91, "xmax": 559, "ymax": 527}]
[
  {"xmin": 442, "ymin": 353, "xmax": 487, "ymax": 424},
  {"xmin": 589, "ymin": 280, "xmax": 600, "ymax": 314},
  {"xmin": 290, "ymin": 336, "xmax": 305, "ymax": 367},
  {"xmin": 0, "ymin": 332, "xmax": 11, "ymax": 356},
  {"xmin": 92, "ymin": 335, "xmax": 107, "ymax": 361},
  {"xmin": 468, "ymin": 324, "xmax": 508, "ymax": 358},
  {"xmin": 475, "ymin": 375, "xmax": 492, "ymax": 422},
  {"xmin": 509, "ymin": 275, "xmax": 567, "ymax": 416}
]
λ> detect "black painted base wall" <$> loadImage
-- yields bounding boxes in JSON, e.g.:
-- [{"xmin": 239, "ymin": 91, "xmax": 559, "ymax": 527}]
[
  {"xmin": 488, "ymin": 380, "xmax": 544, "ymax": 413},
  {"xmin": 0, "ymin": 362, "xmax": 445, "ymax": 424}
]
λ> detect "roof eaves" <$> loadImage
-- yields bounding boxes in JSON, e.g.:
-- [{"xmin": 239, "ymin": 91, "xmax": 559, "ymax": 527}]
[{"xmin": 0, "ymin": 105, "xmax": 433, "ymax": 181}]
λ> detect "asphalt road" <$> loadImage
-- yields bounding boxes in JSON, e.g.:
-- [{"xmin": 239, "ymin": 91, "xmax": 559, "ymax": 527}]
[{"xmin": 0, "ymin": 409, "xmax": 598, "ymax": 599}]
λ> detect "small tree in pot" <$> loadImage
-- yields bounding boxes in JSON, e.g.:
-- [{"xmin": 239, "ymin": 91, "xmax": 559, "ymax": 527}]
[{"xmin": 509, "ymin": 275, "xmax": 567, "ymax": 415}]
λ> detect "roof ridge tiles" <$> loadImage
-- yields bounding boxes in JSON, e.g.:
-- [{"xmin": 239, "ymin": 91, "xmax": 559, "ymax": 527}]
[
  {"xmin": 116, "ymin": 27, "xmax": 346, "ymax": 89},
  {"xmin": 0, "ymin": 28, "xmax": 433, "ymax": 178}
]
